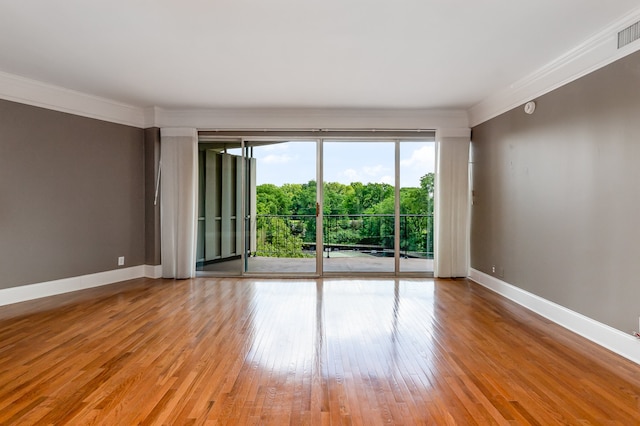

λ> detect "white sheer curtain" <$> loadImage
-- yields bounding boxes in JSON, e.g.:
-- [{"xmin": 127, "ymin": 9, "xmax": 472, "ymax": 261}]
[
  {"xmin": 434, "ymin": 134, "xmax": 470, "ymax": 278},
  {"xmin": 160, "ymin": 128, "xmax": 198, "ymax": 279}
]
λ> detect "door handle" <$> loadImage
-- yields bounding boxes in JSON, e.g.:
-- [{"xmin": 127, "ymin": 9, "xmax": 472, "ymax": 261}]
[{"xmin": 316, "ymin": 202, "xmax": 320, "ymax": 217}]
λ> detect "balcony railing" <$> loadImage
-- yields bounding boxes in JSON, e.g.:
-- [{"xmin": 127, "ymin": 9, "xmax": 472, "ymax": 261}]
[{"xmin": 254, "ymin": 214, "xmax": 433, "ymax": 259}]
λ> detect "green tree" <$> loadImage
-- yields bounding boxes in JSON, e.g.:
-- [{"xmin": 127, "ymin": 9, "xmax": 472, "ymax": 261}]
[
  {"xmin": 397, "ymin": 173, "xmax": 435, "ymax": 256},
  {"xmin": 342, "ymin": 184, "xmax": 360, "ymax": 214},
  {"xmin": 323, "ymin": 182, "xmax": 348, "ymax": 215},
  {"xmin": 361, "ymin": 182, "xmax": 393, "ymax": 210},
  {"xmin": 256, "ymin": 184, "xmax": 290, "ymax": 215},
  {"xmin": 419, "ymin": 173, "xmax": 434, "ymax": 215},
  {"xmin": 256, "ymin": 216, "xmax": 310, "ymax": 258},
  {"xmin": 254, "ymin": 174, "xmax": 434, "ymax": 258}
]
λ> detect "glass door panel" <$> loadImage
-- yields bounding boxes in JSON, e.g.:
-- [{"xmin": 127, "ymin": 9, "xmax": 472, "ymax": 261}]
[
  {"xmin": 322, "ymin": 141, "xmax": 395, "ymax": 274},
  {"xmin": 399, "ymin": 141, "xmax": 435, "ymax": 273},
  {"xmin": 244, "ymin": 140, "xmax": 318, "ymax": 274},
  {"xmin": 196, "ymin": 141, "xmax": 244, "ymax": 275}
]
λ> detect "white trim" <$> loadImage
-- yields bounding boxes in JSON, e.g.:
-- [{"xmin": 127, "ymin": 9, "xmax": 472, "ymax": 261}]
[
  {"xmin": 4, "ymin": 4, "xmax": 640, "ymax": 133},
  {"xmin": 144, "ymin": 264, "xmax": 163, "ymax": 279},
  {"xmin": 0, "ymin": 70, "xmax": 146, "ymax": 128},
  {"xmin": 0, "ymin": 266, "xmax": 144, "ymax": 306},
  {"xmin": 469, "ymin": 6, "xmax": 640, "ymax": 127},
  {"xmin": 160, "ymin": 127, "xmax": 199, "ymax": 138},
  {"xmin": 151, "ymin": 107, "xmax": 470, "ymax": 131},
  {"xmin": 436, "ymin": 128, "xmax": 471, "ymax": 139},
  {"xmin": 0, "ymin": 265, "xmax": 163, "ymax": 307},
  {"xmin": 144, "ymin": 106, "xmax": 162, "ymax": 128},
  {"xmin": 468, "ymin": 268, "xmax": 640, "ymax": 365}
]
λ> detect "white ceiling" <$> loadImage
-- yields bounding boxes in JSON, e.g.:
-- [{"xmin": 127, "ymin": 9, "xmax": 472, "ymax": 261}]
[{"xmin": 0, "ymin": 1, "xmax": 639, "ymax": 112}]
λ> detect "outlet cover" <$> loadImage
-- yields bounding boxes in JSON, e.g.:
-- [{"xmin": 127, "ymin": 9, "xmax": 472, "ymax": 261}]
[{"xmin": 118, "ymin": 256, "xmax": 125, "ymax": 266}]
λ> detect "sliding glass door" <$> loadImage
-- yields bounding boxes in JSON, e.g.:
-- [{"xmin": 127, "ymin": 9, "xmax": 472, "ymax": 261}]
[
  {"xmin": 398, "ymin": 141, "xmax": 435, "ymax": 273},
  {"xmin": 197, "ymin": 136, "xmax": 435, "ymax": 277},
  {"xmin": 243, "ymin": 140, "xmax": 320, "ymax": 274},
  {"xmin": 195, "ymin": 141, "xmax": 244, "ymax": 275},
  {"xmin": 322, "ymin": 141, "xmax": 396, "ymax": 274}
]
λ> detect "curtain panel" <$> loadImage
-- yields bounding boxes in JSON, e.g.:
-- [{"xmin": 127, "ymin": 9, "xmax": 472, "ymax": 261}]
[
  {"xmin": 434, "ymin": 135, "xmax": 470, "ymax": 278},
  {"xmin": 160, "ymin": 128, "xmax": 198, "ymax": 279}
]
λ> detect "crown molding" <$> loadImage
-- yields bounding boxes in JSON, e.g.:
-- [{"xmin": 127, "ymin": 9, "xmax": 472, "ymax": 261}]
[
  {"xmin": 150, "ymin": 107, "xmax": 469, "ymax": 131},
  {"xmin": 143, "ymin": 106, "xmax": 162, "ymax": 128},
  {"xmin": 0, "ymin": 70, "xmax": 146, "ymax": 128},
  {"xmin": 469, "ymin": 6, "xmax": 640, "ymax": 127},
  {"xmin": 0, "ymin": 69, "xmax": 470, "ymax": 131},
  {"xmin": 0, "ymin": 68, "xmax": 470, "ymax": 131},
  {"xmin": 436, "ymin": 128, "xmax": 471, "ymax": 139},
  {"xmin": 4, "ymin": 4, "xmax": 640, "ymax": 133},
  {"xmin": 160, "ymin": 127, "xmax": 198, "ymax": 138}
]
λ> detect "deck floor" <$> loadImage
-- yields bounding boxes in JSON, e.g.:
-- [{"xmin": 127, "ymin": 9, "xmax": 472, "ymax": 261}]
[{"xmin": 199, "ymin": 254, "xmax": 434, "ymax": 275}]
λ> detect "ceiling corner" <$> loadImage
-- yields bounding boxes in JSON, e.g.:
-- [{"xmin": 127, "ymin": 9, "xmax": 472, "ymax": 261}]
[
  {"xmin": 0, "ymin": 70, "xmax": 146, "ymax": 128},
  {"xmin": 468, "ymin": 5, "xmax": 640, "ymax": 128}
]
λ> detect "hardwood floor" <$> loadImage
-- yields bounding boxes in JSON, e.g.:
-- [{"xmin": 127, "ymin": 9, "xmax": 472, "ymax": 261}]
[{"xmin": 0, "ymin": 277, "xmax": 639, "ymax": 425}]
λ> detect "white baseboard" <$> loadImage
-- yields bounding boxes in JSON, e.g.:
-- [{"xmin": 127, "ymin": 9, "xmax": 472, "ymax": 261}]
[
  {"xmin": 144, "ymin": 264, "xmax": 163, "ymax": 279},
  {"xmin": 468, "ymin": 268, "xmax": 640, "ymax": 365},
  {"xmin": 0, "ymin": 265, "xmax": 162, "ymax": 307}
]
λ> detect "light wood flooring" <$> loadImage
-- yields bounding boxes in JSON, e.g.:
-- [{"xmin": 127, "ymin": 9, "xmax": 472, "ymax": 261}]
[{"xmin": 0, "ymin": 277, "xmax": 639, "ymax": 424}]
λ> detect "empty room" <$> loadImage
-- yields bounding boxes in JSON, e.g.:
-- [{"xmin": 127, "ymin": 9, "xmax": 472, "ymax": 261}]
[{"xmin": 1, "ymin": 1, "xmax": 640, "ymax": 424}]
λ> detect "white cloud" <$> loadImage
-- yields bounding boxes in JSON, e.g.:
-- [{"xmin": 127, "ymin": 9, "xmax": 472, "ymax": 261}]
[
  {"xmin": 400, "ymin": 145, "xmax": 435, "ymax": 171},
  {"xmin": 262, "ymin": 154, "xmax": 293, "ymax": 164},
  {"xmin": 363, "ymin": 164, "xmax": 390, "ymax": 176},
  {"xmin": 342, "ymin": 168, "xmax": 360, "ymax": 181},
  {"xmin": 262, "ymin": 143, "xmax": 289, "ymax": 152},
  {"xmin": 380, "ymin": 175, "xmax": 394, "ymax": 185},
  {"xmin": 338, "ymin": 166, "xmax": 394, "ymax": 184}
]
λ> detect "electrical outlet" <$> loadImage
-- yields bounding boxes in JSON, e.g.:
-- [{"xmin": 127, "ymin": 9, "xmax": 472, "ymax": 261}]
[
  {"xmin": 118, "ymin": 256, "xmax": 125, "ymax": 266},
  {"xmin": 491, "ymin": 265, "xmax": 496, "ymax": 274}
]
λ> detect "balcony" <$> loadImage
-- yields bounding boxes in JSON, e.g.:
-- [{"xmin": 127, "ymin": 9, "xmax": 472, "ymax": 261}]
[{"xmin": 251, "ymin": 214, "xmax": 434, "ymax": 273}]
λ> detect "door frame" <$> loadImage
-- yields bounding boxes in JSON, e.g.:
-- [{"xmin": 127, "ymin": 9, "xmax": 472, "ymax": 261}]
[{"xmin": 195, "ymin": 132, "xmax": 436, "ymax": 278}]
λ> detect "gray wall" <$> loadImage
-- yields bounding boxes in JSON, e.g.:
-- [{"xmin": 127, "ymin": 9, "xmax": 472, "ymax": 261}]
[
  {"xmin": 144, "ymin": 127, "xmax": 161, "ymax": 265},
  {"xmin": 0, "ymin": 99, "xmax": 145, "ymax": 289},
  {"xmin": 471, "ymin": 50, "xmax": 640, "ymax": 333}
]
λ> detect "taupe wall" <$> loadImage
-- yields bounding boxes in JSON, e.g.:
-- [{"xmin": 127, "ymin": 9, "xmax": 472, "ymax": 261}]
[
  {"xmin": 0, "ymin": 99, "xmax": 145, "ymax": 289},
  {"xmin": 144, "ymin": 127, "xmax": 161, "ymax": 265},
  {"xmin": 471, "ymin": 50, "xmax": 640, "ymax": 333}
]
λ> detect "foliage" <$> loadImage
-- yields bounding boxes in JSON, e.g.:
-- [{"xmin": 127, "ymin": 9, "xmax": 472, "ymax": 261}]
[
  {"xmin": 255, "ymin": 216, "xmax": 312, "ymax": 258},
  {"xmin": 254, "ymin": 174, "xmax": 435, "ymax": 258}
]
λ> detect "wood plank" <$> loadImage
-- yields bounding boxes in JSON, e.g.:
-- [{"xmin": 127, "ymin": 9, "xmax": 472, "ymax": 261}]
[{"xmin": 0, "ymin": 277, "xmax": 638, "ymax": 424}]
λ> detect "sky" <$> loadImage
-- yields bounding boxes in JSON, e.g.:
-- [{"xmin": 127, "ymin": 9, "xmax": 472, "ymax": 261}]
[{"xmin": 235, "ymin": 141, "xmax": 435, "ymax": 187}]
